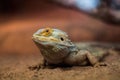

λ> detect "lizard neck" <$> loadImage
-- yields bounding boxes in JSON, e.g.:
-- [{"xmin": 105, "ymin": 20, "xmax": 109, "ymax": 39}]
[{"xmin": 68, "ymin": 44, "xmax": 79, "ymax": 54}]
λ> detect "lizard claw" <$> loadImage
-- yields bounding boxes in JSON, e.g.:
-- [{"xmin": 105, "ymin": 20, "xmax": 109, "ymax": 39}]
[
  {"xmin": 94, "ymin": 62, "xmax": 108, "ymax": 67},
  {"xmin": 28, "ymin": 63, "xmax": 45, "ymax": 71}
]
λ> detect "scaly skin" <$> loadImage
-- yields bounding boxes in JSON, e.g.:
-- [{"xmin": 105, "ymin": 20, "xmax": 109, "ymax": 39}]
[{"xmin": 31, "ymin": 28, "xmax": 106, "ymax": 69}]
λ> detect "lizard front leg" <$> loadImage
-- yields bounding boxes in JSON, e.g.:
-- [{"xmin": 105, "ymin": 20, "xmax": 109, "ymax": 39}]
[
  {"xmin": 64, "ymin": 50, "xmax": 106, "ymax": 66},
  {"xmin": 28, "ymin": 59, "xmax": 47, "ymax": 71},
  {"xmin": 84, "ymin": 51, "xmax": 107, "ymax": 67}
]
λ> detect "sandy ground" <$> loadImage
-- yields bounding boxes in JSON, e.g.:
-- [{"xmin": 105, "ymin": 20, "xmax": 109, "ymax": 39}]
[{"xmin": 0, "ymin": 43, "xmax": 120, "ymax": 80}]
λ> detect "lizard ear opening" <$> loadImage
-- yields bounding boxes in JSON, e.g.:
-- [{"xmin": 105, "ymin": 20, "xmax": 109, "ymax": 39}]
[{"xmin": 60, "ymin": 37, "xmax": 64, "ymax": 41}]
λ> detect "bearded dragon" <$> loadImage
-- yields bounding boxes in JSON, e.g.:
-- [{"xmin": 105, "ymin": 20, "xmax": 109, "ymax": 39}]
[{"xmin": 30, "ymin": 28, "xmax": 107, "ymax": 70}]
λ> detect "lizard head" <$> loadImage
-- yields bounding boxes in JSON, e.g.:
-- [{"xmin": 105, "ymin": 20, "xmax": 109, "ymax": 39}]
[
  {"xmin": 32, "ymin": 28, "xmax": 78, "ymax": 64},
  {"xmin": 32, "ymin": 28, "xmax": 74, "ymax": 47}
]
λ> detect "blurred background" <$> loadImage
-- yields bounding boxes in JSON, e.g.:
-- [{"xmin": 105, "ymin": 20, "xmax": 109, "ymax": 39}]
[{"xmin": 0, "ymin": 0, "xmax": 120, "ymax": 55}]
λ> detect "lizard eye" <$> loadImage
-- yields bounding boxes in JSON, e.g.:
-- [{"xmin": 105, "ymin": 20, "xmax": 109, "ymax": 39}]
[
  {"xmin": 60, "ymin": 37, "xmax": 64, "ymax": 41},
  {"xmin": 40, "ymin": 28, "xmax": 53, "ymax": 36},
  {"xmin": 46, "ymin": 30, "xmax": 49, "ymax": 32}
]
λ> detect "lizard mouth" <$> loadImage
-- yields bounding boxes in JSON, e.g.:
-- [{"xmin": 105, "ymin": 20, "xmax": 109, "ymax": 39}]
[{"xmin": 32, "ymin": 35, "xmax": 59, "ymax": 43}]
